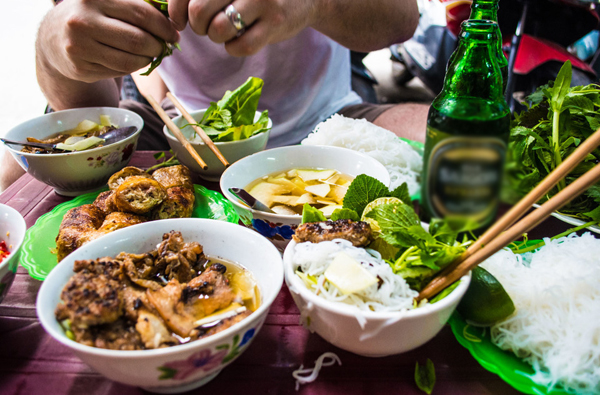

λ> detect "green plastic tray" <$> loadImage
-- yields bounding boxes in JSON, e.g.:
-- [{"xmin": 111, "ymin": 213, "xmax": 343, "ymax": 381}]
[{"xmin": 20, "ymin": 185, "xmax": 239, "ymax": 280}]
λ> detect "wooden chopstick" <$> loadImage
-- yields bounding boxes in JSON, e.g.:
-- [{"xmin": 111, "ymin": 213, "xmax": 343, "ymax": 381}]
[
  {"xmin": 423, "ymin": 127, "xmax": 600, "ymax": 294},
  {"xmin": 166, "ymin": 92, "xmax": 230, "ymax": 167},
  {"xmin": 142, "ymin": 93, "xmax": 208, "ymax": 170},
  {"xmin": 417, "ymin": 127, "xmax": 600, "ymax": 302},
  {"xmin": 417, "ymin": 161, "xmax": 600, "ymax": 302}
]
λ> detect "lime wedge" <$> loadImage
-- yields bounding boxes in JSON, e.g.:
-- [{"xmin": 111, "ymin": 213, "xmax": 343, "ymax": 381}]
[{"xmin": 457, "ymin": 266, "xmax": 515, "ymax": 327}]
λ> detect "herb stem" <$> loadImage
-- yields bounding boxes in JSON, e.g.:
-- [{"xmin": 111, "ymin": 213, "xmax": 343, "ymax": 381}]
[
  {"xmin": 510, "ymin": 221, "xmax": 597, "ymax": 254},
  {"xmin": 393, "ymin": 246, "xmax": 417, "ymax": 272},
  {"xmin": 552, "ymin": 110, "xmax": 566, "ymax": 191}
]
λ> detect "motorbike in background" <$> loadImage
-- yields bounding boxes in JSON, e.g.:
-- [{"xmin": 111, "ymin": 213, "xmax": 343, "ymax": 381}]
[{"xmin": 392, "ymin": 0, "xmax": 600, "ymax": 111}]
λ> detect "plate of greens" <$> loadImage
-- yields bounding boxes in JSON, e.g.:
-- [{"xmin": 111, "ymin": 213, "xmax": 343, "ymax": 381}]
[
  {"xmin": 503, "ymin": 61, "xmax": 600, "ymax": 230},
  {"xmin": 20, "ymin": 185, "xmax": 239, "ymax": 280}
]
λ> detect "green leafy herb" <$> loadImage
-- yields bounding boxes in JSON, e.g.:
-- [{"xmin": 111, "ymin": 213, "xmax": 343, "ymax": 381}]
[
  {"xmin": 503, "ymin": 61, "xmax": 600, "ymax": 221},
  {"xmin": 415, "ymin": 359, "xmax": 436, "ymax": 394},
  {"xmin": 301, "ymin": 203, "xmax": 327, "ymax": 224},
  {"xmin": 342, "ymin": 174, "xmax": 412, "ymax": 215},
  {"xmin": 186, "ymin": 77, "xmax": 271, "ymax": 142},
  {"xmin": 299, "ymin": 175, "xmax": 473, "ymax": 294},
  {"xmin": 364, "ymin": 199, "xmax": 472, "ymax": 291},
  {"xmin": 330, "ymin": 208, "xmax": 360, "ymax": 222},
  {"xmin": 144, "ymin": 0, "xmax": 169, "ymax": 16},
  {"xmin": 141, "ymin": 41, "xmax": 181, "ymax": 76},
  {"xmin": 146, "ymin": 150, "xmax": 180, "ymax": 172},
  {"xmin": 140, "ymin": 0, "xmax": 179, "ymax": 76}
]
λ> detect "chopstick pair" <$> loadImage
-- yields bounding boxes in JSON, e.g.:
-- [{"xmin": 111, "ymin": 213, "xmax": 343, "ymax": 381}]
[
  {"xmin": 141, "ymin": 92, "xmax": 230, "ymax": 170},
  {"xmin": 417, "ymin": 127, "xmax": 600, "ymax": 302}
]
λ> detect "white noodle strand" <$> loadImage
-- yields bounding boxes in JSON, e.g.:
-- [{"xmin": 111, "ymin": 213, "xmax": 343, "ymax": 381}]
[{"xmin": 292, "ymin": 352, "xmax": 342, "ymax": 391}]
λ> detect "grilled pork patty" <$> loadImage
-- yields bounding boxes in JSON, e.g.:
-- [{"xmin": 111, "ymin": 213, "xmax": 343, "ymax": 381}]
[{"xmin": 293, "ymin": 219, "xmax": 372, "ymax": 246}]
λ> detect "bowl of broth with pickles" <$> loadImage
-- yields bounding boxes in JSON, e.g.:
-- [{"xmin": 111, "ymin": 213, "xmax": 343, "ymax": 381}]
[{"xmin": 220, "ymin": 145, "xmax": 390, "ymax": 251}]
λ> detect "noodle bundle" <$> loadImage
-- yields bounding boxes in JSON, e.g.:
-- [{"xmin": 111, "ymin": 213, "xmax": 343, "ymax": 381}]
[
  {"xmin": 292, "ymin": 239, "xmax": 418, "ymax": 313},
  {"xmin": 301, "ymin": 114, "xmax": 422, "ymax": 195},
  {"xmin": 481, "ymin": 233, "xmax": 600, "ymax": 394}
]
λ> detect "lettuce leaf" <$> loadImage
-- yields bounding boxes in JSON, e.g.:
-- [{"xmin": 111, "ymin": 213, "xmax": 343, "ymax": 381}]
[
  {"xmin": 330, "ymin": 208, "xmax": 360, "ymax": 221},
  {"xmin": 301, "ymin": 204, "xmax": 326, "ymax": 224},
  {"xmin": 193, "ymin": 77, "xmax": 271, "ymax": 142}
]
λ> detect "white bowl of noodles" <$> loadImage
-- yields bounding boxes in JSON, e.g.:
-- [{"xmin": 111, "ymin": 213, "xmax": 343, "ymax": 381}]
[
  {"xmin": 37, "ymin": 218, "xmax": 283, "ymax": 393},
  {"xmin": 283, "ymin": 238, "xmax": 470, "ymax": 357}
]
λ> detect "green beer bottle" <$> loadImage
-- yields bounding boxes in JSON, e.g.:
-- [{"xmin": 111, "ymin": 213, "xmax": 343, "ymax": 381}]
[
  {"xmin": 469, "ymin": 0, "xmax": 508, "ymax": 92},
  {"xmin": 420, "ymin": 20, "xmax": 510, "ymax": 233}
]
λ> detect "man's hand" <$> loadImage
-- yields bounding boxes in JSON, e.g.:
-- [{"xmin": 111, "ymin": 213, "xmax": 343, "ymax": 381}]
[
  {"xmin": 167, "ymin": 0, "xmax": 418, "ymax": 57},
  {"xmin": 38, "ymin": 0, "xmax": 180, "ymax": 83},
  {"xmin": 168, "ymin": 0, "xmax": 314, "ymax": 57}
]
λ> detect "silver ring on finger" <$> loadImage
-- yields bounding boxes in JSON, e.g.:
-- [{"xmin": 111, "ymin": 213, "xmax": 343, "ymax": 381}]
[{"xmin": 225, "ymin": 4, "xmax": 246, "ymax": 36}]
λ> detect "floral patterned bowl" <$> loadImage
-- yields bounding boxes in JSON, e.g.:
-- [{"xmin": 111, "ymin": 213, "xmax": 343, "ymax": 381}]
[
  {"xmin": 36, "ymin": 218, "xmax": 283, "ymax": 393},
  {"xmin": 3, "ymin": 107, "xmax": 143, "ymax": 196},
  {"xmin": 0, "ymin": 204, "xmax": 26, "ymax": 304},
  {"xmin": 220, "ymin": 145, "xmax": 391, "ymax": 252}
]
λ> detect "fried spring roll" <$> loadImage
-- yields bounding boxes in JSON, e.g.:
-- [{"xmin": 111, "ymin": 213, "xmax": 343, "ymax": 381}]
[
  {"xmin": 151, "ymin": 186, "xmax": 195, "ymax": 219},
  {"xmin": 108, "ymin": 166, "xmax": 150, "ymax": 191},
  {"xmin": 114, "ymin": 176, "xmax": 168, "ymax": 214},
  {"xmin": 151, "ymin": 165, "xmax": 193, "ymax": 190},
  {"xmin": 93, "ymin": 191, "xmax": 118, "ymax": 215},
  {"xmin": 56, "ymin": 204, "xmax": 106, "ymax": 261},
  {"xmin": 97, "ymin": 212, "xmax": 146, "ymax": 233}
]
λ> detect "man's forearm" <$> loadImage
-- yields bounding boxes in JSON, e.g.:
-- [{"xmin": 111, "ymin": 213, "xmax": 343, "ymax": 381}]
[
  {"xmin": 36, "ymin": 45, "xmax": 121, "ymax": 111},
  {"xmin": 310, "ymin": 0, "xmax": 419, "ymax": 52}
]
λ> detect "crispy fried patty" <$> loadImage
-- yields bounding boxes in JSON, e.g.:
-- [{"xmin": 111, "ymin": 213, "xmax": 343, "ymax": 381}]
[{"xmin": 293, "ymin": 219, "xmax": 372, "ymax": 246}]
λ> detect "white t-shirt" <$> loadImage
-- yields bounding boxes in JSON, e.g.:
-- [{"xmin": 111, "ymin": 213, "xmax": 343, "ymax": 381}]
[{"xmin": 158, "ymin": 26, "xmax": 362, "ymax": 147}]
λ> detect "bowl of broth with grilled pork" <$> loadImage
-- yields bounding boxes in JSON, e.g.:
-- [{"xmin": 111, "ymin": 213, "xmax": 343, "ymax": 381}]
[{"xmin": 37, "ymin": 218, "xmax": 283, "ymax": 393}]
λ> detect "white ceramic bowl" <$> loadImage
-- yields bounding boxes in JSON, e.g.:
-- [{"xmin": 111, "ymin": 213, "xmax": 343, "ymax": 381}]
[
  {"xmin": 164, "ymin": 110, "xmax": 272, "ymax": 181},
  {"xmin": 37, "ymin": 218, "xmax": 283, "ymax": 393},
  {"xmin": 283, "ymin": 239, "xmax": 471, "ymax": 357},
  {"xmin": 4, "ymin": 107, "xmax": 143, "ymax": 196},
  {"xmin": 220, "ymin": 145, "xmax": 391, "ymax": 251},
  {"xmin": 0, "ymin": 204, "xmax": 26, "ymax": 303}
]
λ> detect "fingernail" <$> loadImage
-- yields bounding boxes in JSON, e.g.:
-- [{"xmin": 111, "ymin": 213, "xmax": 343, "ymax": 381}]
[{"xmin": 172, "ymin": 20, "xmax": 186, "ymax": 32}]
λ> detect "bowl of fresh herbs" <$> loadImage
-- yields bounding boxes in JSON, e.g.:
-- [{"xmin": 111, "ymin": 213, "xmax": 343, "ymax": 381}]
[{"xmin": 164, "ymin": 77, "xmax": 272, "ymax": 181}]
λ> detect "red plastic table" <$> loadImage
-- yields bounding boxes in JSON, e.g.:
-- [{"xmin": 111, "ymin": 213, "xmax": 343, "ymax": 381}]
[{"xmin": 2, "ymin": 151, "xmax": 568, "ymax": 395}]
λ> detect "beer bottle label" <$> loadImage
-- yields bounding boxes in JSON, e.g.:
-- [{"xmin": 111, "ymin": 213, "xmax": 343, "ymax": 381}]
[{"xmin": 425, "ymin": 136, "xmax": 506, "ymax": 222}]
